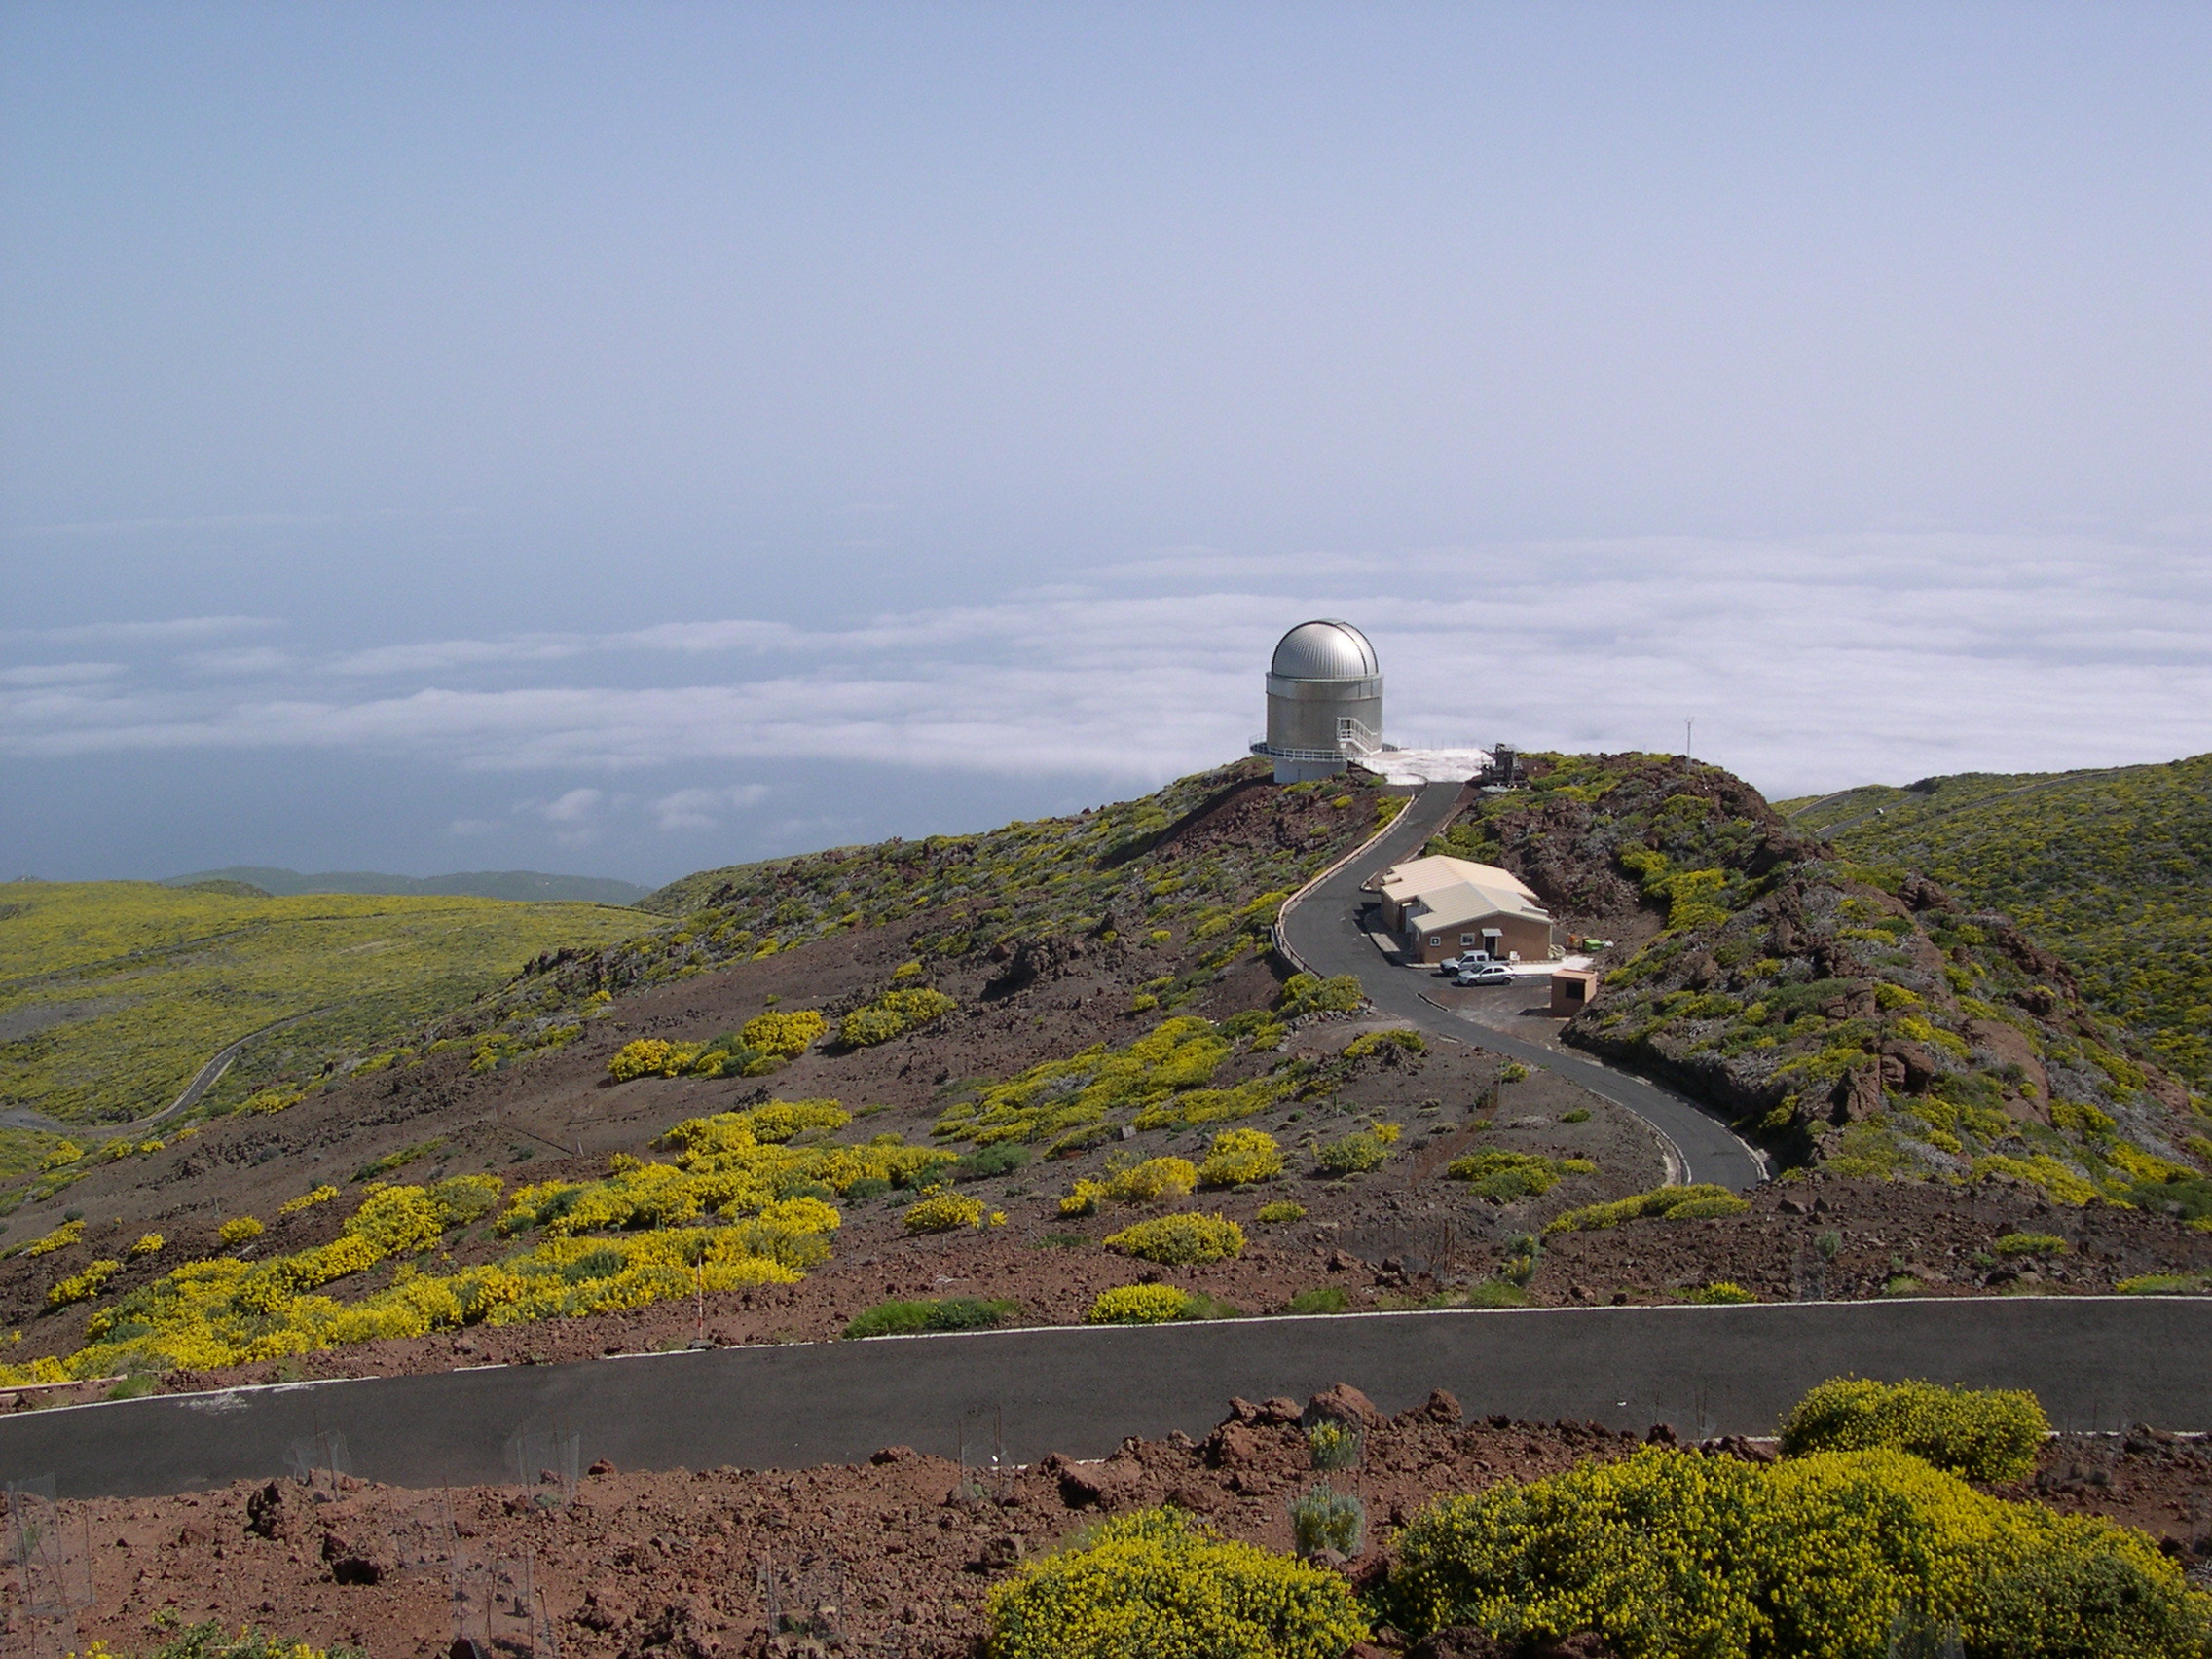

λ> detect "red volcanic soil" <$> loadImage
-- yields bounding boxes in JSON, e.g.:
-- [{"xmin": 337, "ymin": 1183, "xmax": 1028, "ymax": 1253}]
[{"xmin": 17, "ymin": 1390, "xmax": 2212, "ymax": 1659}]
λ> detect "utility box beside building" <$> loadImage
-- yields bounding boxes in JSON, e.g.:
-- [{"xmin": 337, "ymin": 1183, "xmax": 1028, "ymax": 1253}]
[{"xmin": 1549, "ymin": 969, "xmax": 1600, "ymax": 1017}]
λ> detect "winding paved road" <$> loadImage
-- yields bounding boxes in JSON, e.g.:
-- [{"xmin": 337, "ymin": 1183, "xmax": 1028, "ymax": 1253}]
[
  {"xmin": 3, "ymin": 1297, "xmax": 2206, "ymax": 1498},
  {"xmin": 1280, "ymin": 782, "xmax": 1767, "ymax": 1191}
]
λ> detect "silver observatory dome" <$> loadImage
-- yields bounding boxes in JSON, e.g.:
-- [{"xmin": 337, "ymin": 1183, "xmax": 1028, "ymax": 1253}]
[
  {"xmin": 1252, "ymin": 619, "xmax": 1385, "ymax": 783},
  {"xmin": 1270, "ymin": 619, "xmax": 1381, "ymax": 682}
]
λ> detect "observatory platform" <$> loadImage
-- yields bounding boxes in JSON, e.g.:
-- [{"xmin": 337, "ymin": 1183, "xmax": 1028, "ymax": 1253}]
[{"xmin": 1360, "ymin": 747, "xmax": 1494, "ymax": 785}]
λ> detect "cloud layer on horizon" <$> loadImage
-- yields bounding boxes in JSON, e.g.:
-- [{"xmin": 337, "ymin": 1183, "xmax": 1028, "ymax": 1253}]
[{"xmin": 5, "ymin": 531, "xmax": 2210, "ymax": 813}]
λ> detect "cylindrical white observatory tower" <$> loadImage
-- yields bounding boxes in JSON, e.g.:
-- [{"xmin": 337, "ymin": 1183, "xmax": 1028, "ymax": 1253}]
[{"xmin": 1251, "ymin": 619, "xmax": 1384, "ymax": 783}]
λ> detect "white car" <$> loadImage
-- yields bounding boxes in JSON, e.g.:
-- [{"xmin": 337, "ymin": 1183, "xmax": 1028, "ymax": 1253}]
[
  {"xmin": 1438, "ymin": 953, "xmax": 1493, "ymax": 976},
  {"xmin": 1456, "ymin": 963, "xmax": 1514, "ymax": 986}
]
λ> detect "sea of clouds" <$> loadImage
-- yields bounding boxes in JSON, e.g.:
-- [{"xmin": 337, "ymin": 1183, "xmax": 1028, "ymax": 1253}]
[{"xmin": 5, "ymin": 529, "xmax": 2210, "ymax": 868}]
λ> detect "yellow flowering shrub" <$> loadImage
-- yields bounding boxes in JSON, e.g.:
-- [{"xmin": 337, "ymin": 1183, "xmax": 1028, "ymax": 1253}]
[
  {"xmin": 1113, "ymin": 1157, "xmax": 1198, "ymax": 1201},
  {"xmin": 1543, "ymin": 1183, "xmax": 1748, "ymax": 1234},
  {"xmin": 277, "ymin": 1185, "xmax": 341, "ymax": 1216},
  {"xmin": 1058, "ymin": 1179, "xmax": 1109, "ymax": 1217},
  {"xmin": 129, "ymin": 1233, "xmax": 164, "ymax": 1257},
  {"xmin": 39, "ymin": 1140, "xmax": 82, "ymax": 1171},
  {"xmin": 904, "ymin": 1187, "xmax": 987, "ymax": 1234},
  {"xmin": 1778, "ymin": 1378, "xmax": 2048, "ymax": 1482},
  {"xmin": 1087, "ymin": 1285, "xmax": 1193, "ymax": 1324},
  {"xmin": 1198, "ymin": 1128, "xmax": 1283, "ymax": 1187},
  {"xmin": 1256, "ymin": 1200, "xmax": 1307, "ymax": 1223},
  {"xmin": 985, "ymin": 1507, "xmax": 1367, "ymax": 1659},
  {"xmin": 839, "ymin": 986, "xmax": 957, "ymax": 1047},
  {"xmin": 608, "ymin": 1038, "xmax": 703, "ymax": 1081},
  {"xmin": 1446, "ymin": 1150, "xmax": 1595, "ymax": 1200},
  {"xmin": 218, "ymin": 1217, "xmax": 265, "ymax": 1246},
  {"xmin": 495, "ymin": 1103, "xmax": 943, "ymax": 1239},
  {"xmin": 1971, "ymin": 1153, "xmax": 2104, "ymax": 1206},
  {"xmin": 47, "ymin": 1259, "xmax": 120, "ymax": 1309},
  {"xmin": 141, "ymin": 1617, "xmax": 362, "ymax": 1659},
  {"xmin": 741, "ymin": 1008, "xmax": 827, "ymax": 1058},
  {"xmin": 1382, "ymin": 1445, "xmax": 2207, "ymax": 1658},
  {"xmin": 1685, "ymin": 1281, "xmax": 1756, "ymax": 1304},
  {"xmin": 1057, "ymin": 1157, "xmax": 1199, "ymax": 1214},
  {"xmin": 1103, "ymin": 1212, "xmax": 1244, "ymax": 1266},
  {"xmin": 0, "ymin": 1104, "xmax": 938, "ymax": 1385},
  {"xmin": 24, "ymin": 1219, "xmax": 84, "ymax": 1257},
  {"xmin": 935, "ymin": 1017, "xmax": 1263, "ymax": 1150}
]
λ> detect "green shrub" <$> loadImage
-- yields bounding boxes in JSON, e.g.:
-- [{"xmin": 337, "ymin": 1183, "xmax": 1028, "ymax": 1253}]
[
  {"xmin": 1462, "ymin": 1280, "xmax": 1530, "ymax": 1308},
  {"xmin": 1289, "ymin": 1484, "xmax": 1366, "ymax": 1557},
  {"xmin": 952, "ymin": 1143, "xmax": 1030, "ymax": 1182},
  {"xmin": 1103, "ymin": 1212, "xmax": 1245, "ymax": 1266},
  {"xmin": 839, "ymin": 986, "xmax": 957, "ymax": 1047},
  {"xmin": 2118, "ymin": 1272, "xmax": 2210, "ymax": 1295},
  {"xmin": 1343, "ymin": 1028, "xmax": 1426, "ymax": 1059},
  {"xmin": 1289, "ymin": 1286, "xmax": 1349, "ymax": 1314},
  {"xmin": 1198, "ymin": 1127, "xmax": 1284, "ymax": 1187},
  {"xmin": 1314, "ymin": 1127, "xmax": 1396, "ymax": 1175},
  {"xmin": 1306, "ymin": 1421, "xmax": 1362, "ymax": 1470},
  {"xmin": 842, "ymin": 1296, "xmax": 1019, "ymax": 1339},
  {"xmin": 1380, "ymin": 1444, "xmax": 2206, "ymax": 1658},
  {"xmin": 1497, "ymin": 1231, "xmax": 1543, "ymax": 1287},
  {"xmin": 1256, "ymin": 1199, "xmax": 1308, "ymax": 1224},
  {"xmin": 1278, "ymin": 972, "xmax": 1364, "ymax": 1018},
  {"xmin": 1544, "ymin": 1183, "xmax": 1746, "ymax": 1234},
  {"xmin": 1993, "ymin": 1232, "xmax": 2069, "ymax": 1257},
  {"xmin": 1666, "ymin": 1195, "xmax": 1752, "ymax": 1221},
  {"xmin": 1087, "ymin": 1284, "xmax": 1192, "ymax": 1324},
  {"xmin": 1980, "ymin": 1544, "xmax": 2212, "ymax": 1657},
  {"xmin": 1560, "ymin": 1107, "xmax": 1592, "ymax": 1123},
  {"xmin": 985, "ymin": 1507, "xmax": 1368, "ymax": 1659},
  {"xmin": 1445, "ymin": 1150, "xmax": 1595, "ymax": 1200},
  {"xmin": 1778, "ymin": 1378, "xmax": 2049, "ymax": 1482}
]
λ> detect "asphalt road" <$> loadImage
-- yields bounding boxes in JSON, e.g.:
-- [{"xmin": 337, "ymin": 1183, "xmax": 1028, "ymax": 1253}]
[
  {"xmin": 3, "ymin": 1297, "xmax": 2205, "ymax": 1499},
  {"xmin": 1279, "ymin": 781, "xmax": 1767, "ymax": 1191},
  {"xmin": 0, "ymin": 1011, "xmax": 328, "ymax": 1134}
]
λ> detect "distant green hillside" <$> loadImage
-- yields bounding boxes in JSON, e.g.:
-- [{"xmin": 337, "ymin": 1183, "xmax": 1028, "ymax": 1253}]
[
  {"xmin": 0, "ymin": 883, "xmax": 646, "ymax": 1125},
  {"xmin": 160, "ymin": 866, "xmax": 652, "ymax": 905},
  {"xmin": 1783, "ymin": 756, "xmax": 2212, "ymax": 1088}
]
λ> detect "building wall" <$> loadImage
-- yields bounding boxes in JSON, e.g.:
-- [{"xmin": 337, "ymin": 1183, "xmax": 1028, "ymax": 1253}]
[
  {"xmin": 1265, "ymin": 673, "xmax": 1384, "ymax": 756},
  {"xmin": 1403, "ymin": 910, "xmax": 1554, "ymax": 964}
]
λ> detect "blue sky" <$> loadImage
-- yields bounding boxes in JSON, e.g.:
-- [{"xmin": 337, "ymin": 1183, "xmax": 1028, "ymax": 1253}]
[{"xmin": 4, "ymin": 3, "xmax": 2209, "ymax": 884}]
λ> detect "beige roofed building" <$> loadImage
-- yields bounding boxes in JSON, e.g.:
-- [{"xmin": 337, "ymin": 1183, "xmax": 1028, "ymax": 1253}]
[{"xmin": 1374, "ymin": 855, "xmax": 1557, "ymax": 965}]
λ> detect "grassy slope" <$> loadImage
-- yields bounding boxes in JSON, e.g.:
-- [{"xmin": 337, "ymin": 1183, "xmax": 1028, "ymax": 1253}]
[
  {"xmin": 1432, "ymin": 753, "xmax": 2209, "ymax": 1200},
  {"xmin": 0, "ymin": 883, "xmax": 646, "ymax": 1125},
  {"xmin": 1781, "ymin": 756, "xmax": 2212, "ymax": 1089}
]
